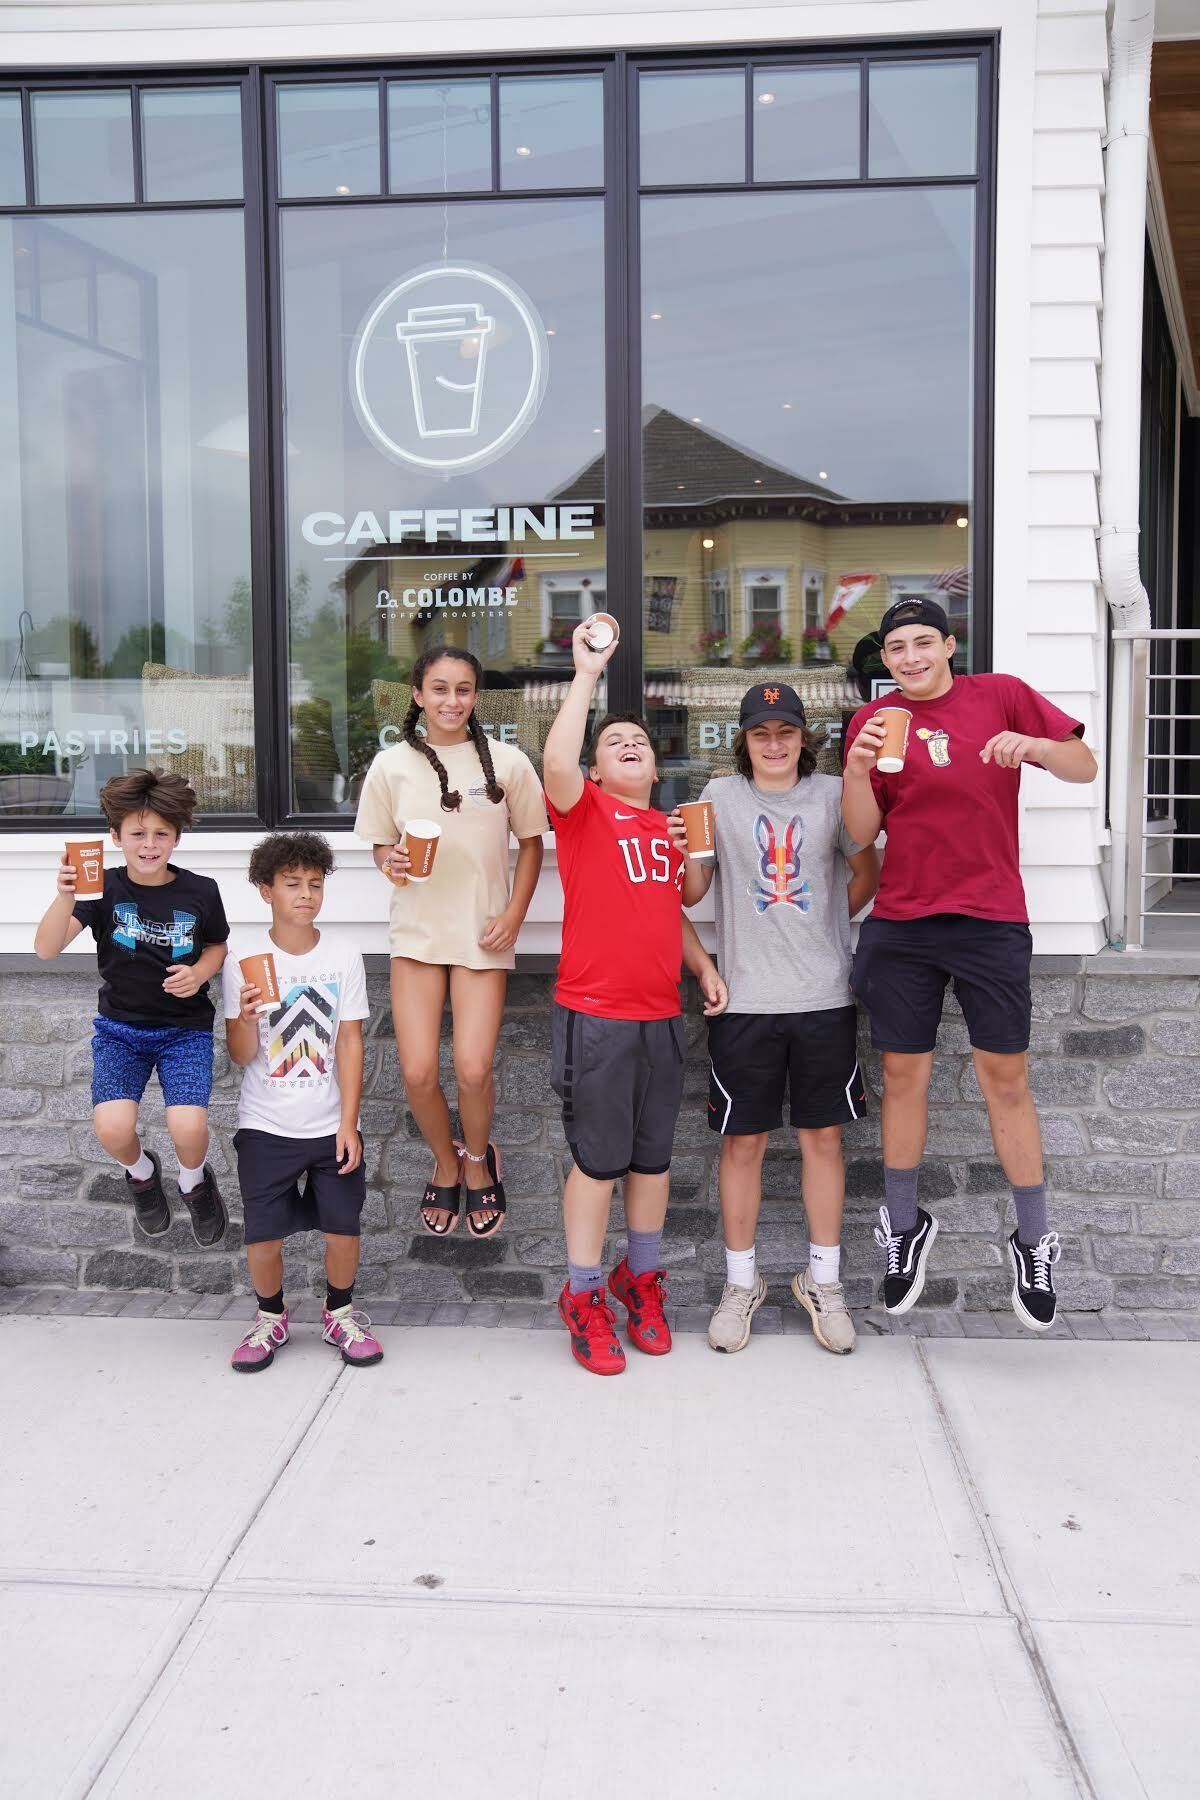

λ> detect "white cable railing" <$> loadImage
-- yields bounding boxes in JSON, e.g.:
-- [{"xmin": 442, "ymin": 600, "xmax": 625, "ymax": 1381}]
[{"xmin": 1112, "ymin": 628, "xmax": 1200, "ymax": 949}]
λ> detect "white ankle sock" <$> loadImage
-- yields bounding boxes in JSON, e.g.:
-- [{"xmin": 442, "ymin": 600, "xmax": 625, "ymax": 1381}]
[
  {"xmin": 809, "ymin": 1243, "xmax": 842, "ymax": 1285},
  {"xmin": 726, "ymin": 1245, "xmax": 756, "ymax": 1288},
  {"xmin": 125, "ymin": 1148, "xmax": 154, "ymax": 1182},
  {"xmin": 177, "ymin": 1159, "xmax": 206, "ymax": 1195}
]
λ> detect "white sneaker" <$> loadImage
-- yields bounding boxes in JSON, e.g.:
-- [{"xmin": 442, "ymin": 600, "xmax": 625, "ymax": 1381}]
[
  {"xmin": 707, "ymin": 1274, "xmax": 768, "ymax": 1353},
  {"xmin": 791, "ymin": 1267, "xmax": 857, "ymax": 1355}
]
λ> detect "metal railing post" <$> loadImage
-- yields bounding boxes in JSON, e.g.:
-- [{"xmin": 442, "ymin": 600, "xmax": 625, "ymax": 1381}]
[{"xmin": 1124, "ymin": 633, "xmax": 1149, "ymax": 949}]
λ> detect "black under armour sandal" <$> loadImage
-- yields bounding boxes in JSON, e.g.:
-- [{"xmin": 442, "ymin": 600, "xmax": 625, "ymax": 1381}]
[
  {"xmin": 462, "ymin": 1142, "xmax": 507, "ymax": 1240},
  {"xmin": 420, "ymin": 1150, "xmax": 463, "ymax": 1236}
]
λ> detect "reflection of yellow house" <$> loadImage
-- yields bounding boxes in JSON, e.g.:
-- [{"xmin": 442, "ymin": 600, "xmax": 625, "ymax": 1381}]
[{"xmin": 339, "ymin": 408, "xmax": 972, "ymax": 682}]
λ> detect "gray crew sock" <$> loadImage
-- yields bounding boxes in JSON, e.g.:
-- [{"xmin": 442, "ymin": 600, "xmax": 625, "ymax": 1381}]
[
  {"xmin": 1012, "ymin": 1182, "xmax": 1048, "ymax": 1245},
  {"xmin": 626, "ymin": 1228, "xmax": 663, "ymax": 1277},
  {"xmin": 568, "ymin": 1259, "xmax": 605, "ymax": 1296},
  {"xmin": 883, "ymin": 1165, "xmax": 920, "ymax": 1236}
]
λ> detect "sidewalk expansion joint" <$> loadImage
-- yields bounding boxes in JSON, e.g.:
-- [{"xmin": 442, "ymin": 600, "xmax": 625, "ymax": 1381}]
[
  {"xmin": 76, "ymin": 1361, "xmax": 351, "ymax": 1800},
  {"xmin": 914, "ymin": 1339, "xmax": 1100, "ymax": 1800}
]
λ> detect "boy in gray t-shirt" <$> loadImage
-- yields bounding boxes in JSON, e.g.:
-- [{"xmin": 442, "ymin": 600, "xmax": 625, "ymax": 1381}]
[{"xmin": 670, "ymin": 682, "xmax": 878, "ymax": 1357}]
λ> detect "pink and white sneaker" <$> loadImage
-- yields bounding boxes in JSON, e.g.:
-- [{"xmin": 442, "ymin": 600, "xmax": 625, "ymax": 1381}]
[
  {"xmin": 322, "ymin": 1305, "xmax": 384, "ymax": 1367},
  {"xmin": 231, "ymin": 1308, "xmax": 289, "ymax": 1374}
]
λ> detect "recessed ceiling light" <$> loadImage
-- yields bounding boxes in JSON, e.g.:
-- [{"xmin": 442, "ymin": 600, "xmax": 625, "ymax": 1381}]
[
  {"xmin": 334, "ymin": 184, "xmax": 351, "ymax": 195},
  {"xmin": 546, "ymin": 328, "xmax": 556, "ymax": 336},
  {"xmin": 956, "ymin": 515, "xmax": 969, "ymax": 528},
  {"xmin": 677, "ymin": 483, "xmax": 685, "ymax": 490},
  {"xmin": 753, "ymin": 478, "xmax": 762, "ymax": 485},
  {"xmin": 782, "ymin": 402, "xmax": 792, "ymax": 410},
  {"xmin": 649, "ymin": 311, "xmax": 662, "ymax": 320},
  {"xmin": 515, "ymin": 145, "xmax": 532, "ymax": 157},
  {"xmin": 692, "ymin": 416, "xmax": 702, "ymax": 423},
  {"xmin": 758, "ymin": 92, "xmax": 776, "ymax": 105},
  {"xmin": 819, "ymin": 470, "xmax": 828, "ymax": 480},
  {"xmin": 592, "ymin": 427, "xmax": 602, "ymax": 434}
]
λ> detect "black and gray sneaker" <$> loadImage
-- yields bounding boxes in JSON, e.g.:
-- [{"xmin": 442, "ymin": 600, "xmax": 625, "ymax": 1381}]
[
  {"xmin": 182, "ymin": 1166, "xmax": 228, "ymax": 1248},
  {"xmin": 1008, "ymin": 1229, "xmax": 1061, "ymax": 1332},
  {"xmin": 873, "ymin": 1204, "xmax": 939, "ymax": 1314},
  {"xmin": 126, "ymin": 1149, "xmax": 171, "ymax": 1237}
]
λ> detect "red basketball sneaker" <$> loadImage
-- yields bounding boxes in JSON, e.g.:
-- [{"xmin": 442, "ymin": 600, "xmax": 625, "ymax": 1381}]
[
  {"xmin": 557, "ymin": 1282, "xmax": 626, "ymax": 1375},
  {"xmin": 608, "ymin": 1259, "xmax": 672, "ymax": 1356}
]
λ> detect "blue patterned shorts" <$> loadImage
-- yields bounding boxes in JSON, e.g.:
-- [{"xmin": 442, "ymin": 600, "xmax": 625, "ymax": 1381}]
[{"xmin": 90, "ymin": 1017, "xmax": 214, "ymax": 1109}]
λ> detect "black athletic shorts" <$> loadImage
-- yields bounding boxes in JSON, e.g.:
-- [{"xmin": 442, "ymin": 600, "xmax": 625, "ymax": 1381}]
[
  {"xmin": 851, "ymin": 914, "xmax": 1033, "ymax": 1055},
  {"xmin": 233, "ymin": 1128, "xmax": 367, "ymax": 1244},
  {"xmin": 550, "ymin": 1004, "xmax": 687, "ymax": 1181},
  {"xmin": 707, "ymin": 1004, "xmax": 865, "ymax": 1135}
]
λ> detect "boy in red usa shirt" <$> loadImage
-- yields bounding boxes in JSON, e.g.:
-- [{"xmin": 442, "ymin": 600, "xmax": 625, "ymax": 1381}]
[
  {"xmin": 544, "ymin": 621, "xmax": 728, "ymax": 1375},
  {"xmin": 843, "ymin": 598, "xmax": 1097, "ymax": 1332}
]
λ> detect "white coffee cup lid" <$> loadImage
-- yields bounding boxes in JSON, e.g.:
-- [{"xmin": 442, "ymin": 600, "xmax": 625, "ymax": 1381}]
[
  {"xmin": 405, "ymin": 817, "xmax": 442, "ymax": 838},
  {"xmin": 586, "ymin": 618, "xmax": 615, "ymax": 648}
]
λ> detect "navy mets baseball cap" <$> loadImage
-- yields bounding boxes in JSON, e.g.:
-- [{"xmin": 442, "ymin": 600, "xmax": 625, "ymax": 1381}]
[{"xmin": 738, "ymin": 682, "xmax": 807, "ymax": 731}]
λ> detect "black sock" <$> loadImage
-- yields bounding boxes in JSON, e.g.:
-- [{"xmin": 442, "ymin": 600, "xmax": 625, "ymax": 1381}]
[
  {"xmin": 326, "ymin": 1281, "xmax": 354, "ymax": 1313},
  {"xmin": 256, "ymin": 1287, "xmax": 285, "ymax": 1316}
]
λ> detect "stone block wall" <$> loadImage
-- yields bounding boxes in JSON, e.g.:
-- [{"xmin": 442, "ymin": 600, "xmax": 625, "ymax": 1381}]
[{"xmin": 0, "ymin": 959, "xmax": 1198, "ymax": 1312}]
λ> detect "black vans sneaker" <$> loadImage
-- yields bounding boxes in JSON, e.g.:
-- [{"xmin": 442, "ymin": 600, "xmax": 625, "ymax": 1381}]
[
  {"xmin": 182, "ymin": 1166, "xmax": 228, "ymax": 1248},
  {"xmin": 1008, "ymin": 1229, "xmax": 1061, "ymax": 1331},
  {"xmin": 874, "ymin": 1205, "xmax": 939, "ymax": 1314},
  {"xmin": 126, "ymin": 1150, "xmax": 171, "ymax": 1237}
]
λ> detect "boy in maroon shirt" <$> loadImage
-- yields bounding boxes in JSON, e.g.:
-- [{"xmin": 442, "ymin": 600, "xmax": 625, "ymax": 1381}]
[
  {"xmin": 843, "ymin": 598, "xmax": 1097, "ymax": 1330},
  {"xmin": 544, "ymin": 621, "xmax": 727, "ymax": 1375}
]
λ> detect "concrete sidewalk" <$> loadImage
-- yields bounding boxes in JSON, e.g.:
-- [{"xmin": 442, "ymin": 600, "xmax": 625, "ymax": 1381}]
[{"xmin": 1, "ymin": 1315, "xmax": 1197, "ymax": 1799}]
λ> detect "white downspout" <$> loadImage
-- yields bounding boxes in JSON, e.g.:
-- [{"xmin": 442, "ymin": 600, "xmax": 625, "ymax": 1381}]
[{"xmin": 1098, "ymin": 0, "xmax": 1155, "ymax": 947}]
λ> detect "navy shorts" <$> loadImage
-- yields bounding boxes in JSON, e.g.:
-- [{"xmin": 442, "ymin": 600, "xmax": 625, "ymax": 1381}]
[
  {"xmin": 851, "ymin": 914, "xmax": 1033, "ymax": 1055},
  {"xmin": 91, "ymin": 1017, "xmax": 214, "ymax": 1108},
  {"xmin": 234, "ymin": 1128, "xmax": 367, "ymax": 1244},
  {"xmin": 550, "ymin": 1004, "xmax": 686, "ymax": 1181},
  {"xmin": 707, "ymin": 1005, "xmax": 865, "ymax": 1134}
]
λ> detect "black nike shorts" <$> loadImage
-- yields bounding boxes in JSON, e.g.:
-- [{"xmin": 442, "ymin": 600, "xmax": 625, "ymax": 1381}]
[
  {"xmin": 706, "ymin": 1004, "xmax": 865, "ymax": 1135},
  {"xmin": 550, "ymin": 1004, "xmax": 687, "ymax": 1181},
  {"xmin": 850, "ymin": 913, "xmax": 1033, "ymax": 1055}
]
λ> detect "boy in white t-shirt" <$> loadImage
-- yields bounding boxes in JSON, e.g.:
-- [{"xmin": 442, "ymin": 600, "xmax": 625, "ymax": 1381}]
[{"xmin": 224, "ymin": 832, "xmax": 380, "ymax": 1373}]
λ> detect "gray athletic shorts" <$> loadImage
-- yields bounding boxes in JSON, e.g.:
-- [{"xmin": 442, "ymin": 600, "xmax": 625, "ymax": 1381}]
[{"xmin": 550, "ymin": 1003, "xmax": 687, "ymax": 1181}]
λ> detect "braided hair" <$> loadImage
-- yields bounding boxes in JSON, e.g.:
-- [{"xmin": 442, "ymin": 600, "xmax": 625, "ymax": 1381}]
[{"xmin": 403, "ymin": 644, "xmax": 506, "ymax": 813}]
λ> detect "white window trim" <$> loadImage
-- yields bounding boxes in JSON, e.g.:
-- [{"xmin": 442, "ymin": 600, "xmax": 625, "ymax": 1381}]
[
  {"xmin": 739, "ymin": 565, "xmax": 788, "ymax": 637},
  {"xmin": 539, "ymin": 569, "xmax": 606, "ymax": 636}
]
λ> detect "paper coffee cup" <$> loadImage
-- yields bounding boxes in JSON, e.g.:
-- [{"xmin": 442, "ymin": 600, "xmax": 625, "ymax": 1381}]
[
  {"xmin": 239, "ymin": 951, "xmax": 280, "ymax": 1014},
  {"xmin": 678, "ymin": 800, "xmax": 715, "ymax": 861},
  {"xmin": 583, "ymin": 612, "xmax": 619, "ymax": 651},
  {"xmin": 404, "ymin": 818, "xmax": 442, "ymax": 883},
  {"xmin": 875, "ymin": 708, "xmax": 913, "ymax": 774},
  {"xmin": 66, "ymin": 839, "xmax": 105, "ymax": 899}
]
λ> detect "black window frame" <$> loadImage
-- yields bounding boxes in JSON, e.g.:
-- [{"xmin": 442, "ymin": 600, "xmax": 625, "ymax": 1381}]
[{"xmin": 0, "ymin": 39, "xmax": 996, "ymax": 832}]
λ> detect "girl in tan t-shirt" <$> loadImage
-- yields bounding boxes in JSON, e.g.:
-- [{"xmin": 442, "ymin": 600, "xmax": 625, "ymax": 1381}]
[{"xmin": 354, "ymin": 644, "xmax": 547, "ymax": 1239}]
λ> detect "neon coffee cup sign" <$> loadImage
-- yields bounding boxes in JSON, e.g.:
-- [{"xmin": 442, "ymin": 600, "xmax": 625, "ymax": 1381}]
[{"xmin": 350, "ymin": 263, "xmax": 549, "ymax": 474}]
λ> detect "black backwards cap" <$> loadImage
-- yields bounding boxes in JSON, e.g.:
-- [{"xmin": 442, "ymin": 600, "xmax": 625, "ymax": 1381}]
[{"xmin": 877, "ymin": 597, "xmax": 952, "ymax": 642}]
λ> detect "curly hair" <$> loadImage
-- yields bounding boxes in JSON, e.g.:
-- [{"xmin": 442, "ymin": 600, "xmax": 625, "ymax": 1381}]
[
  {"xmin": 732, "ymin": 723, "xmax": 825, "ymax": 783},
  {"xmin": 404, "ymin": 643, "xmax": 505, "ymax": 813},
  {"xmin": 98, "ymin": 769, "xmax": 196, "ymax": 836},
  {"xmin": 248, "ymin": 831, "xmax": 335, "ymax": 888}
]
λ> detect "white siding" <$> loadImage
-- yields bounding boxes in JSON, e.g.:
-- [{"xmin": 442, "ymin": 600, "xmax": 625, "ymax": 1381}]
[{"xmin": 1022, "ymin": 0, "xmax": 1108, "ymax": 951}]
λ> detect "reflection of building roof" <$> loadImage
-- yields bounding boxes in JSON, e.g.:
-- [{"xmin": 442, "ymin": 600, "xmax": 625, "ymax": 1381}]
[
  {"xmin": 553, "ymin": 405, "xmax": 965, "ymax": 528},
  {"xmin": 555, "ymin": 406, "xmax": 846, "ymax": 505}
]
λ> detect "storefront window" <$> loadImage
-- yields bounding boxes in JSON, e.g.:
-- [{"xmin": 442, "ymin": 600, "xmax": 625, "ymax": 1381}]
[
  {"xmin": 31, "ymin": 90, "xmax": 135, "ymax": 206},
  {"xmin": 0, "ymin": 96, "xmax": 23, "ymax": 207},
  {"xmin": 141, "ymin": 88, "xmax": 244, "ymax": 202},
  {"xmin": 279, "ymin": 193, "xmax": 606, "ymax": 810},
  {"xmin": 388, "ymin": 81, "xmax": 492, "ymax": 194},
  {"xmin": 0, "ymin": 209, "xmax": 254, "ymax": 816},
  {"xmin": 640, "ymin": 183, "xmax": 976, "ymax": 805},
  {"xmin": 277, "ymin": 84, "xmax": 381, "ymax": 199},
  {"xmin": 752, "ymin": 66, "xmax": 860, "ymax": 182}
]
